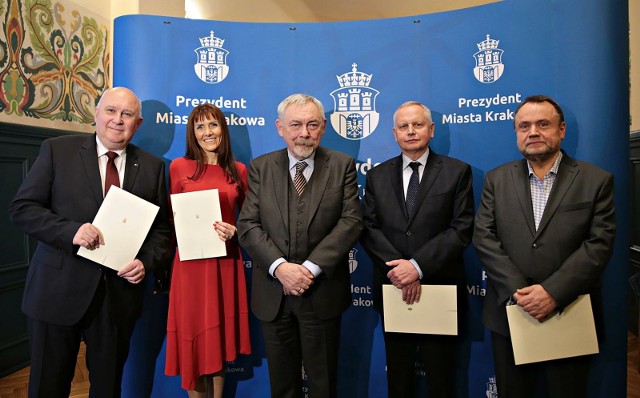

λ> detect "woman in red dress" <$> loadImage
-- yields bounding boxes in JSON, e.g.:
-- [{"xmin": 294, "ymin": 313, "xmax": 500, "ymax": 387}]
[{"xmin": 165, "ymin": 104, "xmax": 251, "ymax": 398}]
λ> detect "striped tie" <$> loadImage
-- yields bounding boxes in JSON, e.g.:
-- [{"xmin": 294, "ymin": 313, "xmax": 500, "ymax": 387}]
[{"xmin": 294, "ymin": 161, "xmax": 308, "ymax": 196}]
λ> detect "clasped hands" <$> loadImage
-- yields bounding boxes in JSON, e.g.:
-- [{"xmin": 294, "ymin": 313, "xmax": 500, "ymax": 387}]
[
  {"xmin": 386, "ymin": 259, "xmax": 421, "ymax": 305},
  {"xmin": 275, "ymin": 262, "xmax": 314, "ymax": 296},
  {"xmin": 512, "ymin": 284, "xmax": 558, "ymax": 321},
  {"xmin": 72, "ymin": 222, "xmax": 145, "ymax": 284}
]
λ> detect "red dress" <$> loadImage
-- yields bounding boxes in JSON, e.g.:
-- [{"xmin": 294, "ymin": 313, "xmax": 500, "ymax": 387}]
[{"xmin": 165, "ymin": 157, "xmax": 251, "ymax": 390}]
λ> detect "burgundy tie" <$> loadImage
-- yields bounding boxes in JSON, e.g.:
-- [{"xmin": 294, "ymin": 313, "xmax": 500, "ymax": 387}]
[{"xmin": 104, "ymin": 151, "xmax": 120, "ymax": 196}]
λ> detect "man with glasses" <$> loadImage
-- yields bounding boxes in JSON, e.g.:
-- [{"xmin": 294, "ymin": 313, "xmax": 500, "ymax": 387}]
[
  {"xmin": 474, "ymin": 95, "xmax": 616, "ymax": 397},
  {"xmin": 238, "ymin": 93, "xmax": 362, "ymax": 398},
  {"xmin": 9, "ymin": 87, "xmax": 171, "ymax": 398}
]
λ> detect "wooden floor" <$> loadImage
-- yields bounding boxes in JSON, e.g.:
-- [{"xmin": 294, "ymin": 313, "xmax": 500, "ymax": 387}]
[
  {"xmin": 0, "ymin": 343, "xmax": 89, "ymax": 398},
  {"xmin": 1, "ymin": 335, "xmax": 639, "ymax": 397},
  {"xmin": 629, "ymin": 332, "xmax": 640, "ymax": 398}
]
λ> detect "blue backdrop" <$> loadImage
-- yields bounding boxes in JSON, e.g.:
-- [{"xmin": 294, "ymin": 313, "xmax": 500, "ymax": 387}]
[{"xmin": 114, "ymin": 1, "xmax": 630, "ymax": 396}]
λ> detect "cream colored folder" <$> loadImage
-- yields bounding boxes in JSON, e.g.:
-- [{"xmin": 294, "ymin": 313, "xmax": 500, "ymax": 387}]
[
  {"xmin": 506, "ymin": 294, "xmax": 599, "ymax": 365},
  {"xmin": 78, "ymin": 186, "xmax": 159, "ymax": 271},
  {"xmin": 382, "ymin": 284, "xmax": 457, "ymax": 335},
  {"xmin": 171, "ymin": 189, "xmax": 226, "ymax": 261}
]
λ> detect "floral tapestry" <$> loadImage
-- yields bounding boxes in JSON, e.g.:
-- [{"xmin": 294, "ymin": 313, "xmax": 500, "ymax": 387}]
[{"xmin": 0, "ymin": 0, "xmax": 109, "ymax": 132}]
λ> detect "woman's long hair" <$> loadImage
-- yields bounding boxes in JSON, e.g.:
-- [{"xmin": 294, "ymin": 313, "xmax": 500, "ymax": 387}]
[{"xmin": 184, "ymin": 104, "xmax": 243, "ymax": 192}]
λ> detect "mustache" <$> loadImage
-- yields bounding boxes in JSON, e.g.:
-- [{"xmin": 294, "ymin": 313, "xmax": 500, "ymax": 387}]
[{"xmin": 294, "ymin": 138, "xmax": 316, "ymax": 147}]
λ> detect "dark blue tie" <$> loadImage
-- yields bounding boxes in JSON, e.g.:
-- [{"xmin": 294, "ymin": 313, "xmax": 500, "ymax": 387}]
[{"xmin": 405, "ymin": 162, "xmax": 420, "ymax": 217}]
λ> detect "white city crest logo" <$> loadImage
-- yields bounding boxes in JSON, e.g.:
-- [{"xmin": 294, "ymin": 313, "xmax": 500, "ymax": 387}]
[
  {"xmin": 330, "ymin": 64, "xmax": 380, "ymax": 140},
  {"xmin": 194, "ymin": 31, "xmax": 230, "ymax": 84},
  {"xmin": 473, "ymin": 34, "xmax": 504, "ymax": 84},
  {"xmin": 349, "ymin": 248, "xmax": 358, "ymax": 274},
  {"xmin": 485, "ymin": 376, "xmax": 498, "ymax": 398}
]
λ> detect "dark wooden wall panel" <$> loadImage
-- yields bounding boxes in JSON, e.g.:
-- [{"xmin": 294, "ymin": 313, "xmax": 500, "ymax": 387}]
[
  {"xmin": 629, "ymin": 131, "xmax": 640, "ymax": 335},
  {"xmin": 0, "ymin": 122, "xmax": 76, "ymax": 377}
]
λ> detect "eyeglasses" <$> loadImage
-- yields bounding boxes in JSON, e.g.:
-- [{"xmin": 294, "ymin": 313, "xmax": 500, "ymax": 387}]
[
  {"xmin": 102, "ymin": 107, "xmax": 137, "ymax": 120},
  {"xmin": 515, "ymin": 120, "xmax": 555, "ymax": 133},
  {"xmin": 286, "ymin": 121, "xmax": 323, "ymax": 132}
]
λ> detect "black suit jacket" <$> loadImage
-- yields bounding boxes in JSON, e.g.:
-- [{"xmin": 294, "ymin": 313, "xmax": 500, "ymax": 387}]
[
  {"xmin": 237, "ymin": 147, "xmax": 363, "ymax": 322},
  {"xmin": 361, "ymin": 150, "xmax": 475, "ymax": 312},
  {"xmin": 10, "ymin": 134, "xmax": 171, "ymax": 328},
  {"xmin": 473, "ymin": 152, "xmax": 616, "ymax": 336}
]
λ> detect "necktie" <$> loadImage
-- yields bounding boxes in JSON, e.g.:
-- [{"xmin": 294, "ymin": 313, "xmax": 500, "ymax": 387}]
[
  {"xmin": 104, "ymin": 151, "xmax": 120, "ymax": 196},
  {"xmin": 405, "ymin": 161, "xmax": 420, "ymax": 217},
  {"xmin": 294, "ymin": 161, "xmax": 308, "ymax": 196}
]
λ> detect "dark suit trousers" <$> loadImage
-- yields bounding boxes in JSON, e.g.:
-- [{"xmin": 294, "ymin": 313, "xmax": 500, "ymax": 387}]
[
  {"xmin": 492, "ymin": 332, "xmax": 591, "ymax": 398},
  {"xmin": 27, "ymin": 276, "xmax": 136, "ymax": 398},
  {"xmin": 383, "ymin": 331, "xmax": 457, "ymax": 397},
  {"xmin": 260, "ymin": 295, "xmax": 341, "ymax": 398}
]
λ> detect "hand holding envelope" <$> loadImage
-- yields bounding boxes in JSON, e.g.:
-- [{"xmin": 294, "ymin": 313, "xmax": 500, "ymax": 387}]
[
  {"xmin": 506, "ymin": 294, "xmax": 599, "ymax": 365},
  {"xmin": 383, "ymin": 284, "xmax": 457, "ymax": 335},
  {"xmin": 171, "ymin": 189, "xmax": 227, "ymax": 261},
  {"xmin": 78, "ymin": 186, "xmax": 159, "ymax": 271}
]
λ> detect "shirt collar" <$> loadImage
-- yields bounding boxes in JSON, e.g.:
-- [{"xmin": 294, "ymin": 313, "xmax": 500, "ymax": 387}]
[
  {"xmin": 96, "ymin": 136, "xmax": 125, "ymax": 158},
  {"xmin": 527, "ymin": 151, "xmax": 563, "ymax": 177},
  {"xmin": 288, "ymin": 151, "xmax": 315, "ymax": 171},
  {"xmin": 402, "ymin": 148, "xmax": 429, "ymax": 171}
]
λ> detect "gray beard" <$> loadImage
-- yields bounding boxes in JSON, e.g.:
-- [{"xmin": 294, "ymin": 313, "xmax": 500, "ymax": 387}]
[{"xmin": 293, "ymin": 142, "xmax": 316, "ymax": 159}]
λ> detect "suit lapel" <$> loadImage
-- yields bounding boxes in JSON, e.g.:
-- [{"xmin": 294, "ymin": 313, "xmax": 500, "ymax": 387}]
[
  {"xmin": 307, "ymin": 148, "xmax": 331, "ymax": 222},
  {"xmin": 390, "ymin": 156, "xmax": 408, "ymax": 219},
  {"xmin": 79, "ymin": 134, "xmax": 104, "ymax": 204},
  {"xmin": 535, "ymin": 155, "xmax": 579, "ymax": 236},
  {"xmin": 123, "ymin": 145, "xmax": 140, "ymax": 191},
  {"xmin": 408, "ymin": 152, "xmax": 442, "ymax": 222},
  {"xmin": 511, "ymin": 159, "xmax": 536, "ymax": 236},
  {"xmin": 272, "ymin": 150, "xmax": 290, "ymax": 230}
]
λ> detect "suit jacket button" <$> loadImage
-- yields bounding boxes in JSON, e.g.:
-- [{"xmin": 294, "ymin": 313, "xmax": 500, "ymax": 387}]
[
  {"xmin": 406, "ymin": 231, "xmax": 412, "ymax": 236},
  {"xmin": 532, "ymin": 243, "xmax": 538, "ymax": 248}
]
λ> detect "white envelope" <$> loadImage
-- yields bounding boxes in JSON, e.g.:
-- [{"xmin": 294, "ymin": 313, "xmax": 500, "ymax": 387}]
[
  {"xmin": 506, "ymin": 294, "xmax": 599, "ymax": 365},
  {"xmin": 78, "ymin": 186, "xmax": 159, "ymax": 271},
  {"xmin": 383, "ymin": 284, "xmax": 457, "ymax": 335},
  {"xmin": 170, "ymin": 189, "xmax": 226, "ymax": 261}
]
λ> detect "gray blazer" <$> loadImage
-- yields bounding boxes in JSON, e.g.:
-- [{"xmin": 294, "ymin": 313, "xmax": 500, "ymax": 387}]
[
  {"xmin": 473, "ymin": 152, "xmax": 615, "ymax": 336},
  {"xmin": 237, "ymin": 147, "xmax": 363, "ymax": 322}
]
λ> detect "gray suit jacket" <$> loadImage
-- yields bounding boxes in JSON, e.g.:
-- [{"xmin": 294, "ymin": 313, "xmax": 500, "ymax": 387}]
[
  {"xmin": 473, "ymin": 152, "xmax": 615, "ymax": 336},
  {"xmin": 360, "ymin": 151, "xmax": 475, "ymax": 313},
  {"xmin": 10, "ymin": 134, "xmax": 171, "ymax": 328},
  {"xmin": 237, "ymin": 147, "xmax": 363, "ymax": 322}
]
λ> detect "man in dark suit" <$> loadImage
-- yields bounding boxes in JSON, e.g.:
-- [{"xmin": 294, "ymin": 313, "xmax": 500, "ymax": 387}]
[
  {"xmin": 237, "ymin": 93, "xmax": 362, "ymax": 398},
  {"xmin": 360, "ymin": 101, "xmax": 474, "ymax": 397},
  {"xmin": 473, "ymin": 95, "xmax": 616, "ymax": 397},
  {"xmin": 9, "ymin": 87, "xmax": 171, "ymax": 398}
]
